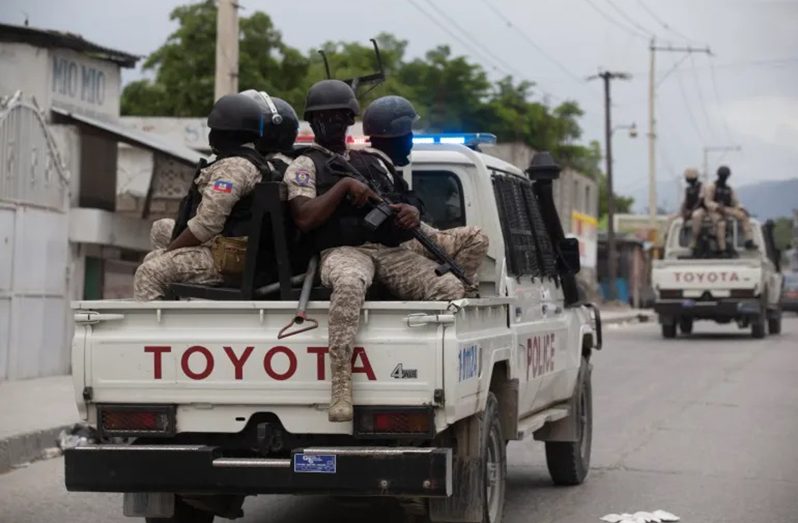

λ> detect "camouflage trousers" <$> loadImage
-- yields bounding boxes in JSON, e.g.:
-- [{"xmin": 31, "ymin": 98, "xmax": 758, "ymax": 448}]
[
  {"xmin": 321, "ymin": 225, "xmax": 489, "ymax": 370},
  {"xmin": 719, "ymin": 207, "xmax": 753, "ymax": 244},
  {"xmin": 133, "ymin": 218, "xmax": 223, "ymax": 301}
]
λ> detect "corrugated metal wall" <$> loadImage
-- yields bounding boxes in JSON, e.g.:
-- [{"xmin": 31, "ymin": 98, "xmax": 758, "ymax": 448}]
[{"xmin": 0, "ymin": 97, "xmax": 70, "ymax": 381}]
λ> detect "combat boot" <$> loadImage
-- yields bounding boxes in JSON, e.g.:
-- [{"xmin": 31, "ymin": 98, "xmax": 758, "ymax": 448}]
[{"xmin": 328, "ymin": 346, "xmax": 353, "ymax": 422}]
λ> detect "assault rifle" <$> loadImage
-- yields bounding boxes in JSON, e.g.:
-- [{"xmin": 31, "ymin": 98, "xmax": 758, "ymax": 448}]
[{"xmin": 326, "ymin": 155, "xmax": 473, "ymax": 287}]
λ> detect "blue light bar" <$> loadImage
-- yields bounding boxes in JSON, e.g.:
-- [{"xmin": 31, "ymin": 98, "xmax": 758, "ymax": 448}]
[{"xmin": 412, "ymin": 133, "xmax": 497, "ymax": 146}]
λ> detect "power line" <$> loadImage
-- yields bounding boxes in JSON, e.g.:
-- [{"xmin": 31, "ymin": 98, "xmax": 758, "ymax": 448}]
[
  {"xmin": 674, "ymin": 63, "xmax": 705, "ymax": 142},
  {"xmin": 603, "ymin": 0, "xmax": 657, "ymax": 37},
  {"xmin": 477, "ymin": 0, "xmax": 589, "ymax": 87},
  {"xmin": 582, "ymin": 0, "xmax": 650, "ymax": 40},
  {"xmin": 418, "ymin": 0, "xmax": 526, "ymax": 80},
  {"xmin": 636, "ymin": 0, "xmax": 696, "ymax": 42},
  {"xmin": 689, "ymin": 55, "xmax": 716, "ymax": 140}
]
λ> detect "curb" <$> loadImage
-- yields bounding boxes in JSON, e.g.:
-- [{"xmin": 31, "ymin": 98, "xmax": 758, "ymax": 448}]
[
  {"xmin": 602, "ymin": 311, "xmax": 655, "ymax": 326},
  {"xmin": 0, "ymin": 425, "xmax": 72, "ymax": 474}
]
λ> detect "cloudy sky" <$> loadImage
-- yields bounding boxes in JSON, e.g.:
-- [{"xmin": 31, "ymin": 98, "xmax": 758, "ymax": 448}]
[{"xmin": 2, "ymin": 0, "xmax": 797, "ymax": 210}]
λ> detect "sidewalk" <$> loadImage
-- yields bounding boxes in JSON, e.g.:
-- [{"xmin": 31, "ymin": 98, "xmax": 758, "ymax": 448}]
[
  {"xmin": 599, "ymin": 305, "xmax": 655, "ymax": 325},
  {"xmin": 0, "ymin": 375, "xmax": 79, "ymax": 473}
]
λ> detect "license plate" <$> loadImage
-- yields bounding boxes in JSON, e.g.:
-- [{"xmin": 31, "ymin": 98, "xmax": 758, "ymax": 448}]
[{"xmin": 293, "ymin": 453, "xmax": 336, "ymax": 474}]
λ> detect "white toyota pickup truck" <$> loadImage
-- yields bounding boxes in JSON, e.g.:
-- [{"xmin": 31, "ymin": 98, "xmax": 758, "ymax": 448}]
[
  {"xmin": 652, "ymin": 217, "xmax": 783, "ymax": 338},
  {"xmin": 65, "ymin": 140, "xmax": 601, "ymax": 523}
]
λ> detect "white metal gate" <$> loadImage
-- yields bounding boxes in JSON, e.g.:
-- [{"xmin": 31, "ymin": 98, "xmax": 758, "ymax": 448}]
[{"xmin": 0, "ymin": 95, "xmax": 70, "ymax": 380}]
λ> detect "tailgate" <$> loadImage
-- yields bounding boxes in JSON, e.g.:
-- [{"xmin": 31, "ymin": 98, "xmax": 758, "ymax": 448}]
[
  {"xmin": 73, "ymin": 300, "xmax": 448, "ymax": 433},
  {"xmin": 652, "ymin": 259, "xmax": 761, "ymax": 292}
]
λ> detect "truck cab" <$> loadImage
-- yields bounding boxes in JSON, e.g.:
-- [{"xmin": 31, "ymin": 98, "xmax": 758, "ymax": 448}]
[
  {"xmin": 65, "ymin": 140, "xmax": 600, "ymax": 523},
  {"xmin": 652, "ymin": 217, "xmax": 783, "ymax": 338}
]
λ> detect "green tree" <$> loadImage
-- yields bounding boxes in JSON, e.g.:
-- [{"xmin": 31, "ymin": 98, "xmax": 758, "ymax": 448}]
[
  {"xmin": 121, "ymin": 1, "xmax": 308, "ymax": 116},
  {"xmin": 772, "ymin": 217, "xmax": 794, "ymax": 251}
]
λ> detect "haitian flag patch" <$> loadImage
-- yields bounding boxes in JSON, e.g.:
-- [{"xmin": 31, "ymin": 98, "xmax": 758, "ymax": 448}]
[{"xmin": 212, "ymin": 180, "xmax": 234, "ymax": 193}]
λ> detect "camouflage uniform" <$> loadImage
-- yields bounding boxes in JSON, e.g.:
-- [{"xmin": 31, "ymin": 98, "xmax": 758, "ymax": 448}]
[
  {"xmin": 704, "ymin": 182, "xmax": 753, "ymax": 250},
  {"xmin": 285, "ymin": 148, "xmax": 489, "ymax": 421},
  {"xmin": 133, "ymin": 156, "xmax": 262, "ymax": 301}
]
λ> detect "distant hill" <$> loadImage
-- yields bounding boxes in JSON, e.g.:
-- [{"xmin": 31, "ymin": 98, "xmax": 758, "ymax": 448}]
[{"xmin": 626, "ymin": 177, "xmax": 798, "ymax": 220}]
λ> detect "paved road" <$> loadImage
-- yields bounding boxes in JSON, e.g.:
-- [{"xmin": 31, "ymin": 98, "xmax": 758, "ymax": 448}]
[{"xmin": 2, "ymin": 316, "xmax": 797, "ymax": 523}]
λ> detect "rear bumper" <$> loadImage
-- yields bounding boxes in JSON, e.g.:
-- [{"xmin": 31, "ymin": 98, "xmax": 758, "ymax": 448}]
[
  {"xmin": 654, "ymin": 298, "xmax": 761, "ymax": 320},
  {"xmin": 65, "ymin": 444, "xmax": 452, "ymax": 497}
]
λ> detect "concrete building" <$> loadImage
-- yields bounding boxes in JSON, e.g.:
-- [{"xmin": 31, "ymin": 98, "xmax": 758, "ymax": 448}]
[{"xmin": 0, "ymin": 23, "xmax": 199, "ymax": 381}]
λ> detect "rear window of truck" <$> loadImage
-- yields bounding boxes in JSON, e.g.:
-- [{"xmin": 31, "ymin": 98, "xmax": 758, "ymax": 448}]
[{"xmin": 412, "ymin": 170, "xmax": 466, "ymax": 230}]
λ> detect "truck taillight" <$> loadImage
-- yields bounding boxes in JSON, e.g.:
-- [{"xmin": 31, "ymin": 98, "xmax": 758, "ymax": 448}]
[
  {"xmin": 98, "ymin": 405, "xmax": 176, "ymax": 438},
  {"xmin": 354, "ymin": 407, "xmax": 434, "ymax": 439}
]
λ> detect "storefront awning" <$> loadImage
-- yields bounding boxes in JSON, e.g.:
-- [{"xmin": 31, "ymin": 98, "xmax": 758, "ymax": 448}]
[{"xmin": 52, "ymin": 106, "xmax": 204, "ymax": 167}]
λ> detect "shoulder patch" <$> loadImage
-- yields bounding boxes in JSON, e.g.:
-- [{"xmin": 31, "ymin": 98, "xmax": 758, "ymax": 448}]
[
  {"xmin": 294, "ymin": 170, "xmax": 312, "ymax": 187},
  {"xmin": 212, "ymin": 180, "xmax": 234, "ymax": 193}
]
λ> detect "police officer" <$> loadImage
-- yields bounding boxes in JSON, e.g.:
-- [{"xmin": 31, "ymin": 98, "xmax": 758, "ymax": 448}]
[
  {"xmin": 679, "ymin": 167, "xmax": 710, "ymax": 251},
  {"xmin": 704, "ymin": 165, "xmax": 756, "ymax": 251},
  {"xmin": 240, "ymin": 89, "xmax": 299, "ymax": 179},
  {"xmin": 134, "ymin": 93, "xmax": 271, "ymax": 300},
  {"xmin": 357, "ymin": 95, "xmax": 489, "ymax": 297},
  {"xmin": 284, "ymin": 85, "xmax": 484, "ymax": 422}
]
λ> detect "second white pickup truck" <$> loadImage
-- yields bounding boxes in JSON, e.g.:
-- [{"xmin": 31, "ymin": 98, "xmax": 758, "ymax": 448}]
[
  {"xmin": 652, "ymin": 217, "xmax": 783, "ymax": 338},
  {"xmin": 64, "ymin": 142, "xmax": 601, "ymax": 523}
]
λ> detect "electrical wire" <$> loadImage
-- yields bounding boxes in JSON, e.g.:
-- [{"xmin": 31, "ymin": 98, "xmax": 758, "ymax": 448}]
[
  {"xmin": 582, "ymin": 0, "xmax": 651, "ymax": 41},
  {"xmin": 636, "ymin": 0, "xmax": 697, "ymax": 43},
  {"xmin": 689, "ymin": 55, "xmax": 716, "ymax": 141},
  {"xmin": 674, "ymin": 64, "xmax": 705, "ymax": 142},
  {"xmin": 477, "ymin": 0, "xmax": 589, "ymax": 87},
  {"xmin": 417, "ymin": 0, "xmax": 526, "ymax": 80},
  {"xmin": 603, "ymin": 0, "xmax": 657, "ymax": 37},
  {"xmin": 708, "ymin": 58, "xmax": 734, "ymax": 142}
]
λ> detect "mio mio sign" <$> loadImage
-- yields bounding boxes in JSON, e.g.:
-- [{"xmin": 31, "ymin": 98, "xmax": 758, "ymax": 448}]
[{"xmin": 50, "ymin": 50, "xmax": 120, "ymax": 120}]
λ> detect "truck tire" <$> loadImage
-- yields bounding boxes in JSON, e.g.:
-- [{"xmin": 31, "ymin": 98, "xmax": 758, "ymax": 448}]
[
  {"xmin": 481, "ymin": 393, "xmax": 507, "ymax": 523},
  {"xmin": 768, "ymin": 313, "xmax": 782, "ymax": 335},
  {"xmin": 661, "ymin": 322, "xmax": 677, "ymax": 339},
  {"xmin": 545, "ymin": 358, "xmax": 592, "ymax": 486},
  {"xmin": 146, "ymin": 497, "xmax": 214, "ymax": 523},
  {"xmin": 751, "ymin": 315, "xmax": 766, "ymax": 339},
  {"xmin": 427, "ymin": 392, "xmax": 506, "ymax": 523},
  {"xmin": 679, "ymin": 317, "xmax": 693, "ymax": 335}
]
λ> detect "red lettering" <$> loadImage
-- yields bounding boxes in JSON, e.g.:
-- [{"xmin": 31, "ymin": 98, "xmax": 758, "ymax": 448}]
[
  {"xmin": 223, "ymin": 346, "xmax": 254, "ymax": 380},
  {"xmin": 675, "ymin": 272, "xmax": 681, "ymax": 282},
  {"xmin": 352, "ymin": 347, "xmax": 376, "ymax": 381},
  {"xmin": 181, "ymin": 345, "xmax": 214, "ymax": 380},
  {"xmin": 730, "ymin": 272, "xmax": 739, "ymax": 282},
  {"xmin": 548, "ymin": 333, "xmax": 556, "ymax": 372},
  {"xmin": 696, "ymin": 273, "xmax": 705, "ymax": 282},
  {"xmin": 307, "ymin": 347, "xmax": 329, "ymax": 380},
  {"xmin": 708, "ymin": 273, "xmax": 717, "ymax": 283},
  {"xmin": 264, "ymin": 346, "xmax": 297, "ymax": 380},
  {"xmin": 684, "ymin": 273, "xmax": 694, "ymax": 282},
  {"xmin": 525, "ymin": 338, "xmax": 533, "ymax": 380},
  {"xmin": 144, "ymin": 346, "xmax": 171, "ymax": 380},
  {"xmin": 719, "ymin": 272, "xmax": 727, "ymax": 282}
]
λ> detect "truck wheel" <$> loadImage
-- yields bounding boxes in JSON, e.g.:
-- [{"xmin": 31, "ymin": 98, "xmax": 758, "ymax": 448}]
[
  {"xmin": 661, "ymin": 322, "xmax": 677, "ymax": 339},
  {"xmin": 768, "ymin": 314, "xmax": 782, "ymax": 335},
  {"xmin": 751, "ymin": 315, "xmax": 766, "ymax": 339},
  {"xmin": 481, "ymin": 393, "xmax": 506, "ymax": 523},
  {"xmin": 679, "ymin": 317, "xmax": 693, "ymax": 335},
  {"xmin": 145, "ymin": 497, "xmax": 214, "ymax": 523},
  {"xmin": 545, "ymin": 358, "xmax": 592, "ymax": 486}
]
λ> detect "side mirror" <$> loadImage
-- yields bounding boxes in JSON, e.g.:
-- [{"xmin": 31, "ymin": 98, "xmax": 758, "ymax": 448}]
[{"xmin": 559, "ymin": 238, "xmax": 581, "ymax": 275}]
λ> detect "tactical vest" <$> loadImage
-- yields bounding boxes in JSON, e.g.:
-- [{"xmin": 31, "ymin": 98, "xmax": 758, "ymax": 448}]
[
  {"xmin": 713, "ymin": 183, "xmax": 733, "ymax": 207},
  {"xmin": 302, "ymin": 148, "xmax": 417, "ymax": 251},
  {"xmin": 171, "ymin": 147, "xmax": 272, "ymax": 241},
  {"xmin": 684, "ymin": 181, "xmax": 703, "ymax": 210}
]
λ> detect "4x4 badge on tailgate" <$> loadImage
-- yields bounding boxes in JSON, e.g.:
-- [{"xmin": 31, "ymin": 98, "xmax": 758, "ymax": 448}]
[
  {"xmin": 293, "ymin": 454, "xmax": 336, "ymax": 474},
  {"xmin": 391, "ymin": 363, "xmax": 418, "ymax": 379}
]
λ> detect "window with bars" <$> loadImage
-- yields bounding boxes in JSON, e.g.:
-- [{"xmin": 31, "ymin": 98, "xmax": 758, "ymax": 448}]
[{"xmin": 492, "ymin": 173, "xmax": 558, "ymax": 278}]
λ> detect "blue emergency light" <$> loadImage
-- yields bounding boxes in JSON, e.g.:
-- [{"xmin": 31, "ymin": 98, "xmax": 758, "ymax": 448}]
[{"xmin": 412, "ymin": 133, "xmax": 497, "ymax": 146}]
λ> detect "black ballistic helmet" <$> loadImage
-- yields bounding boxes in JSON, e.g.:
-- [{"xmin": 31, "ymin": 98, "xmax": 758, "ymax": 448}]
[
  {"xmin": 240, "ymin": 90, "xmax": 300, "ymax": 152},
  {"xmin": 303, "ymin": 79, "xmax": 360, "ymax": 120},
  {"xmin": 717, "ymin": 165, "xmax": 731, "ymax": 178},
  {"xmin": 363, "ymin": 96, "xmax": 419, "ymax": 138},
  {"xmin": 207, "ymin": 94, "xmax": 265, "ymax": 136}
]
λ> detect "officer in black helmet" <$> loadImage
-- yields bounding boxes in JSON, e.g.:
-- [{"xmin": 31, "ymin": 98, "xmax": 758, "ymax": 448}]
[
  {"xmin": 240, "ymin": 89, "xmax": 299, "ymax": 179},
  {"xmin": 704, "ymin": 165, "xmax": 756, "ymax": 251},
  {"xmin": 134, "ymin": 93, "xmax": 273, "ymax": 300}
]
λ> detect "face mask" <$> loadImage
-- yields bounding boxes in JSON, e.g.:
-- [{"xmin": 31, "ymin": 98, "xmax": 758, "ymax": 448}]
[
  {"xmin": 372, "ymin": 134, "xmax": 414, "ymax": 166},
  {"xmin": 686, "ymin": 178, "xmax": 698, "ymax": 186},
  {"xmin": 311, "ymin": 111, "xmax": 353, "ymax": 150},
  {"xmin": 717, "ymin": 174, "xmax": 730, "ymax": 185}
]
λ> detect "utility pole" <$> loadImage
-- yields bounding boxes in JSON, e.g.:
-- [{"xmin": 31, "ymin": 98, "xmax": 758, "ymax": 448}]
[
  {"xmin": 648, "ymin": 39, "xmax": 712, "ymax": 238},
  {"xmin": 703, "ymin": 145, "xmax": 741, "ymax": 181},
  {"xmin": 214, "ymin": 0, "xmax": 239, "ymax": 100},
  {"xmin": 589, "ymin": 71, "xmax": 630, "ymax": 302}
]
